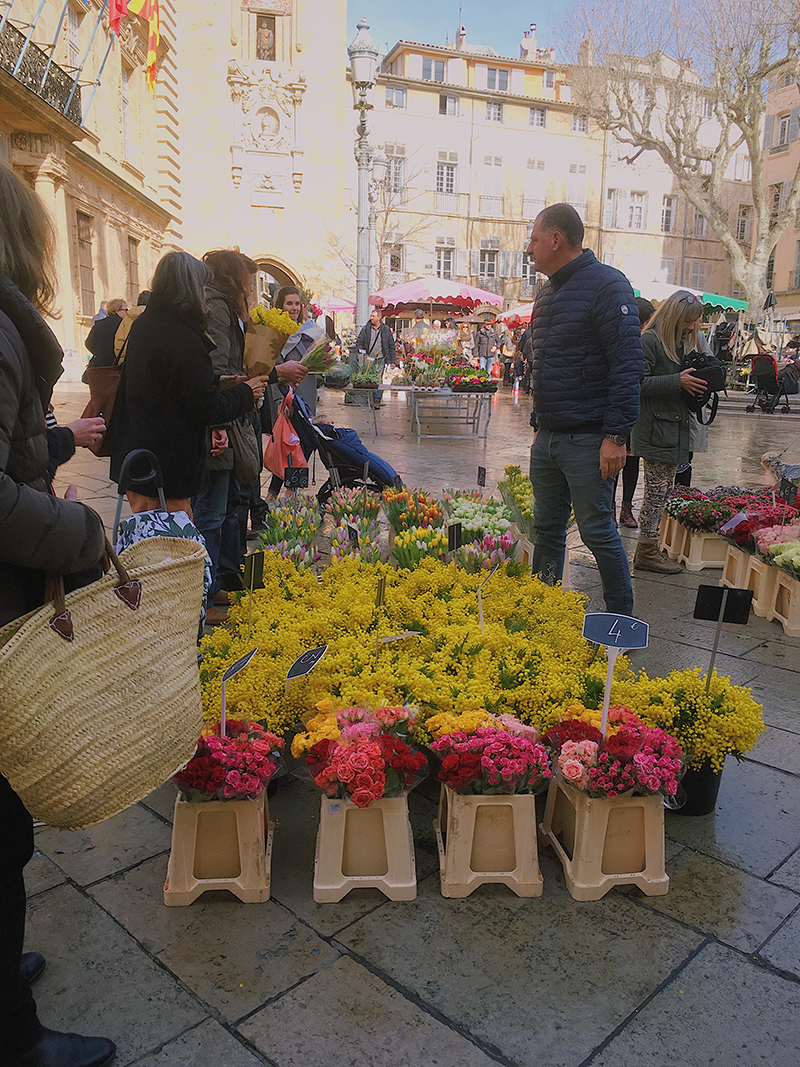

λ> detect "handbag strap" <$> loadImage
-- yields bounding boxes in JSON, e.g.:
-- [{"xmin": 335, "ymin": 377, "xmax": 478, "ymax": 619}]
[{"xmin": 48, "ymin": 536, "xmax": 141, "ymax": 642}]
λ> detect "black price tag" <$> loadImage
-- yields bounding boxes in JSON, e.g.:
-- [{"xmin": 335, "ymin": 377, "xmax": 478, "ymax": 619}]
[
  {"xmin": 477, "ymin": 466, "xmax": 486, "ymax": 488},
  {"xmin": 347, "ymin": 524, "xmax": 360, "ymax": 549},
  {"xmin": 286, "ymin": 645, "xmax": 328, "ymax": 682},
  {"xmin": 693, "ymin": 586, "xmax": 753, "ymax": 625},
  {"xmin": 242, "ymin": 550, "xmax": 264, "ymax": 590},
  {"xmin": 582, "ymin": 613, "xmax": 649, "ymax": 649},
  {"xmin": 222, "ymin": 647, "xmax": 259, "ymax": 683},
  {"xmin": 779, "ymin": 477, "xmax": 799, "ymax": 505},
  {"xmin": 284, "ymin": 466, "xmax": 309, "ymax": 489},
  {"xmin": 394, "ymin": 475, "xmax": 403, "ymax": 491},
  {"xmin": 448, "ymin": 522, "xmax": 463, "ymax": 552}
]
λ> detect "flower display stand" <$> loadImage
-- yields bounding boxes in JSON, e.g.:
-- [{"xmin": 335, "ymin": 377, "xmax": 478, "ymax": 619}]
[
  {"xmin": 433, "ymin": 785, "xmax": 543, "ymax": 898},
  {"xmin": 164, "ymin": 792, "xmax": 273, "ymax": 906},
  {"xmin": 679, "ymin": 530, "xmax": 728, "ymax": 571},
  {"xmin": 719, "ymin": 544, "xmax": 750, "ymax": 589},
  {"xmin": 744, "ymin": 555, "xmax": 779, "ymax": 618},
  {"xmin": 658, "ymin": 515, "xmax": 688, "ymax": 560},
  {"xmin": 539, "ymin": 776, "xmax": 669, "ymax": 901},
  {"xmin": 313, "ymin": 795, "xmax": 416, "ymax": 903},
  {"xmin": 769, "ymin": 570, "xmax": 800, "ymax": 637}
]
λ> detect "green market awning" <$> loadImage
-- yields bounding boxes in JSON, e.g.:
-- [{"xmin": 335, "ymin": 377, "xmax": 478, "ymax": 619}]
[{"xmin": 701, "ymin": 292, "xmax": 748, "ymax": 311}]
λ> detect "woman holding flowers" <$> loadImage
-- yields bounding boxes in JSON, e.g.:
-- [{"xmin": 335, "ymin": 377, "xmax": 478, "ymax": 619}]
[{"xmin": 631, "ymin": 291, "xmax": 709, "ymax": 574}]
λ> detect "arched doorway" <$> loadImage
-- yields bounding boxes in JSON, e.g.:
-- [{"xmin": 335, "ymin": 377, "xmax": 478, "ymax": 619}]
[{"xmin": 254, "ymin": 257, "xmax": 301, "ymax": 305}]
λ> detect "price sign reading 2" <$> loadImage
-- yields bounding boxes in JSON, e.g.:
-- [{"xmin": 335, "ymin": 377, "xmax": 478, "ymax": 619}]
[{"xmin": 582, "ymin": 613, "xmax": 649, "ymax": 650}]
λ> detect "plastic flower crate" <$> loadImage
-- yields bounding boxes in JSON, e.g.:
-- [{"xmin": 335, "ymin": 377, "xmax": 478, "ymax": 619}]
[
  {"xmin": 658, "ymin": 515, "xmax": 688, "ymax": 560},
  {"xmin": 164, "ymin": 791, "xmax": 273, "ymax": 906},
  {"xmin": 769, "ymin": 569, "xmax": 800, "ymax": 637},
  {"xmin": 313, "ymin": 795, "xmax": 416, "ymax": 903},
  {"xmin": 434, "ymin": 785, "xmax": 543, "ymax": 898},
  {"xmin": 745, "ymin": 555, "xmax": 779, "ymax": 618},
  {"xmin": 719, "ymin": 544, "xmax": 750, "ymax": 589},
  {"xmin": 679, "ymin": 530, "xmax": 728, "ymax": 571},
  {"xmin": 539, "ymin": 776, "xmax": 668, "ymax": 901}
]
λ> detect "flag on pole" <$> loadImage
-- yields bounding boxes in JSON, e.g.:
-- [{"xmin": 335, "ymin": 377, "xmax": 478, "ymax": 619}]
[{"xmin": 110, "ymin": 0, "xmax": 160, "ymax": 93}]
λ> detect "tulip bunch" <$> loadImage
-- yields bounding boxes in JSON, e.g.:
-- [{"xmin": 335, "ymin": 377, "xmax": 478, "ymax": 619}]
[
  {"xmin": 327, "ymin": 486, "xmax": 382, "ymax": 524},
  {"xmin": 382, "ymin": 487, "xmax": 444, "ymax": 533},
  {"xmin": 456, "ymin": 534, "xmax": 518, "ymax": 573},
  {"xmin": 329, "ymin": 519, "xmax": 381, "ymax": 565},
  {"xmin": 392, "ymin": 525, "xmax": 448, "ymax": 569}
]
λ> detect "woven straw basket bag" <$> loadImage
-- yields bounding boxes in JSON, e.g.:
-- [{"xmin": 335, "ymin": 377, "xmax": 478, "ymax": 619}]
[{"xmin": 0, "ymin": 536, "xmax": 206, "ymax": 830}]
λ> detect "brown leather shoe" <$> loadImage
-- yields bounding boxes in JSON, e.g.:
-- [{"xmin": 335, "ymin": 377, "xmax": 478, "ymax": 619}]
[
  {"xmin": 619, "ymin": 502, "xmax": 638, "ymax": 528},
  {"xmin": 213, "ymin": 590, "xmax": 231, "ymax": 606},
  {"xmin": 205, "ymin": 605, "xmax": 229, "ymax": 625}
]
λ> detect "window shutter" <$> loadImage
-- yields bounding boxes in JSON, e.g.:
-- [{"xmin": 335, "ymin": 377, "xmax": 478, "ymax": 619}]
[
  {"xmin": 512, "ymin": 251, "xmax": 523, "ymax": 278},
  {"xmin": 470, "ymin": 249, "xmax": 480, "ymax": 276},
  {"xmin": 763, "ymin": 114, "xmax": 774, "ymax": 149},
  {"xmin": 790, "ymin": 105, "xmax": 800, "ymax": 143},
  {"xmin": 405, "ymin": 244, "xmax": 419, "ymax": 275},
  {"xmin": 456, "ymin": 249, "xmax": 469, "ymax": 277},
  {"xmin": 499, "ymin": 250, "xmax": 512, "ymax": 278},
  {"xmin": 780, "ymin": 181, "xmax": 789, "ymax": 213},
  {"xmin": 423, "ymin": 247, "xmax": 436, "ymax": 275}
]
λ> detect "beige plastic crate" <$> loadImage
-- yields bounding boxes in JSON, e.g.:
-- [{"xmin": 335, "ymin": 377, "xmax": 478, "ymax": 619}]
[
  {"xmin": 658, "ymin": 515, "xmax": 688, "ymax": 560},
  {"xmin": 539, "ymin": 776, "xmax": 669, "ymax": 901},
  {"xmin": 769, "ymin": 569, "xmax": 800, "ymax": 637},
  {"xmin": 679, "ymin": 530, "xmax": 728, "ymax": 571},
  {"xmin": 434, "ymin": 785, "xmax": 543, "ymax": 898},
  {"xmin": 719, "ymin": 544, "xmax": 750, "ymax": 589},
  {"xmin": 313, "ymin": 795, "xmax": 416, "ymax": 902},
  {"xmin": 164, "ymin": 791, "xmax": 273, "ymax": 906},
  {"xmin": 745, "ymin": 555, "xmax": 779, "ymax": 618}
]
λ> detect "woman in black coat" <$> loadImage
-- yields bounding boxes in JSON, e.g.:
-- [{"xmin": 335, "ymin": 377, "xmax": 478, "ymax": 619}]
[{"xmin": 109, "ymin": 251, "xmax": 268, "ymax": 511}]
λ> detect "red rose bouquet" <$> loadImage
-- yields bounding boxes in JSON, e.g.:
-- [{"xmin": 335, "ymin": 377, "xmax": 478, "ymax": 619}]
[
  {"xmin": 307, "ymin": 734, "xmax": 427, "ymax": 807},
  {"xmin": 430, "ymin": 727, "xmax": 552, "ymax": 795},
  {"xmin": 174, "ymin": 721, "xmax": 284, "ymax": 802}
]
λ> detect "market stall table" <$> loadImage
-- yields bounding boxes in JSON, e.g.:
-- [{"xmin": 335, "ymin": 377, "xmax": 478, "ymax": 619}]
[{"xmin": 404, "ymin": 387, "xmax": 494, "ymax": 442}]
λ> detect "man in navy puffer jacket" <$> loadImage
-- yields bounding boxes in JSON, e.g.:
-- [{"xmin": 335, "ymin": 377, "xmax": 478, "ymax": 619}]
[{"xmin": 527, "ymin": 204, "xmax": 643, "ymax": 614}]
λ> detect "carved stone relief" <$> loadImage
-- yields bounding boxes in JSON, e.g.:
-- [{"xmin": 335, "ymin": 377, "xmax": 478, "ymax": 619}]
[
  {"xmin": 226, "ymin": 60, "xmax": 306, "ymax": 205},
  {"xmin": 241, "ymin": 0, "xmax": 292, "ymax": 14}
]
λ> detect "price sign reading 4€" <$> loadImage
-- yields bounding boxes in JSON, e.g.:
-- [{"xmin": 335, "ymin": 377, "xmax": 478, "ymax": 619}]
[{"xmin": 582, "ymin": 613, "xmax": 649, "ymax": 737}]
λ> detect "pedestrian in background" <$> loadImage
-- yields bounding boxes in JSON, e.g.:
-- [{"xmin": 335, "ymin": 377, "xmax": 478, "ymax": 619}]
[
  {"xmin": 113, "ymin": 290, "xmax": 150, "ymax": 363},
  {"xmin": 84, "ymin": 296, "xmax": 127, "ymax": 370},
  {"xmin": 527, "ymin": 203, "xmax": 643, "ymax": 615},
  {"xmin": 474, "ymin": 320, "xmax": 500, "ymax": 374},
  {"xmin": 631, "ymin": 290, "xmax": 708, "ymax": 573}
]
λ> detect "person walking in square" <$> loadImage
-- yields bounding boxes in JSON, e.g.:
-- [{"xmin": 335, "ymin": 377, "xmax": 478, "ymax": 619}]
[{"xmin": 526, "ymin": 204, "xmax": 643, "ymax": 615}]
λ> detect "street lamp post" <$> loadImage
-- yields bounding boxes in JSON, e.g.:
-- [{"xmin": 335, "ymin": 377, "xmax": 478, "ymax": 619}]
[
  {"xmin": 347, "ymin": 17, "xmax": 379, "ymax": 336},
  {"xmin": 368, "ymin": 147, "xmax": 389, "ymax": 292}
]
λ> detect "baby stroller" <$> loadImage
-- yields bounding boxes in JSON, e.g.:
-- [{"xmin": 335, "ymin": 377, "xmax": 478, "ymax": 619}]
[
  {"xmin": 745, "ymin": 354, "xmax": 793, "ymax": 414},
  {"xmin": 288, "ymin": 390, "xmax": 401, "ymax": 506}
]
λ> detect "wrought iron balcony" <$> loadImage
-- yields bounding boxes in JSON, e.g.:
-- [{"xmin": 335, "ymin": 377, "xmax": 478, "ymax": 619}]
[{"xmin": 0, "ymin": 20, "xmax": 81, "ymax": 125}]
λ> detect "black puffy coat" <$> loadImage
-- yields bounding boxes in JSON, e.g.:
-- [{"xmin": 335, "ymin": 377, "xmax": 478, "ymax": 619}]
[
  {"xmin": 0, "ymin": 276, "xmax": 106, "ymax": 627},
  {"xmin": 531, "ymin": 250, "xmax": 643, "ymax": 435},
  {"xmin": 84, "ymin": 313, "xmax": 123, "ymax": 367},
  {"xmin": 108, "ymin": 295, "xmax": 255, "ymax": 499}
]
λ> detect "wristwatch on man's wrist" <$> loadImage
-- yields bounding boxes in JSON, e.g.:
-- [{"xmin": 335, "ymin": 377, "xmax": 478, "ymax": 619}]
[{"xmin": 604, "ymin": 433, "xmax": 627, "ymax": 446}]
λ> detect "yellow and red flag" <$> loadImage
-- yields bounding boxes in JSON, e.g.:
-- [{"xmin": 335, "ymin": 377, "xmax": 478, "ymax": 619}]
[{"xmin": 109, "ymin": 0, "xmax": 160, "ymax": 93}]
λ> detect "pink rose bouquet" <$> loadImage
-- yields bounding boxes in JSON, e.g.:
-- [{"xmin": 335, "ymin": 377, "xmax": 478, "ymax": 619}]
[
  {"xmin": 174, "ymin": 721, "xmax": 284, "ymax": 802},
  {"xmin": 308, "ymin": 735, "xmax": 427, "ymax": 807},
  {"xmin": 431, "ymin": 727, "xmax": 552, "ymax": 795}
]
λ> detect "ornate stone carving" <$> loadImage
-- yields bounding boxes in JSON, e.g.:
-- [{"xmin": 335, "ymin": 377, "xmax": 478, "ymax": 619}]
[
  {"xmin": 226, "ymin": 60, "xmax": 307, "ymax": 198},
  {"xmin": 240, "ymin": 0, "xmax": 291, "ymax": 14}
]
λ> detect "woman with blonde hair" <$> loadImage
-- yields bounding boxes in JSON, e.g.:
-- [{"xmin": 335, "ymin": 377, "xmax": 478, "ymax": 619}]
[{"xmin": 630, "ymin": 290, "xmax": 708, "ymax": 573}]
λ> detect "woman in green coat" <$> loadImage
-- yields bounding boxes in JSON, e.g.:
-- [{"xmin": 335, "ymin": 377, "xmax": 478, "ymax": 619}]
[{"xmin": 630, "ymin": 291, "xmax": 708, "ymax": 573}]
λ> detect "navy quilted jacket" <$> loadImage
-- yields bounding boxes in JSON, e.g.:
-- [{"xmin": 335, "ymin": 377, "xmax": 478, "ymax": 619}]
[{"xmin": 531, "ymin": 250, "xmax": 643, "ymax": 435}]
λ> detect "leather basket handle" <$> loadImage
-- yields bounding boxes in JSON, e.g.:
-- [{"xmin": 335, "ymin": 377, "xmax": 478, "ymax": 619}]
[{"xmin": 49, "ymin": 536, "xmax": 141, "ymax": 642}]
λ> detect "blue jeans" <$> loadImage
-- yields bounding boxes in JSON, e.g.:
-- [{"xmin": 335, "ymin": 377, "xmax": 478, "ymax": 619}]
[
  {"xmin": 479, "ymin": 355, "xmax": 495, "ymax": 374},
  {"xmin": 192, "ymin": 468, "xmax": 230, "ymax": 605},
  {"xmin": 529, "ymin": 430, "xmax": 633, "ymax": 615}
]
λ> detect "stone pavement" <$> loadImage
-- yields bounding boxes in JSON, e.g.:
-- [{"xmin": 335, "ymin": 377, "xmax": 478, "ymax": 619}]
[{"xmin": 29, "ymin": 383, "xmax": 800, "ymax": 1066}]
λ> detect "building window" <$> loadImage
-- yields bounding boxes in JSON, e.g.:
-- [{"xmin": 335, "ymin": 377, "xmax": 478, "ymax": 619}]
[
  {"xmin": 605, "ymin": 189, "xmax": 619, "ymax": 228},
  {"xmin": 689, "ymin": 260, "xmax": 706, "ymax": 290},
  {"xmin": 660, "ymin": 258, "xmax": 675, "ymax": 284},
  {"xmin": 734, "ymin": 154, "xmax": 752, "ymax": 182},
  {"xmin": 76, "ymin": 211, "xmax": 95, "ymax": 317},
  {"xmin": 479, "ymin": 250, "xmax": 497, "ymax": 277},
  {"xmin": 121, "ymin": 66, "xmax": 131, "ymax": 160},
  {"xmin": 567, "ymin": 163, "xmax": 587, "ymax": 220},
  {"xmin": 523, "ymin": 157, "xmax": 546, "ymax": 218},
  {"xmin": 255, "ymin": 15, "xmax": 276, "ymax": 61},
  {"xmin": 629, "ymin": 191, "xmax": 647, "ymax": 230},
  {"xmin": 385, "ymin": 86, "xmax": 406, "ymax": 108},
  {"xmin": 779, "ymin": 113, "xmax": 791, "ymax": 145},
  {"xmin": 384, "ymin": 143, "xmax": 406, "ymax": 200},
  {"xmin": 439, "ymin": 94, "xmax": 458, "ymax": 116},
  {"xmin": 67, "ymin": 7, "xmax": 80, "ymax": 68},
  {"xmin": 422, "ymin": 57, "xmax": 445, "ymax": 82},
  {"xmin": 436, "ymin": 161, "xmax": 456, "ymax": 194},
  {"xmin": 572, "ymin": 114, "xmax": 588, "ymax": 134},
  {"xmin": 736, "ymin": 205, "xmax": 752, "ymax": 243},
  {"xmin": 694, "ymin": 212, "xmax": 708, "ymax": 237},
  {"xmin": 388, "ymin": 246, "xmax": 403, "ymax": 273},
  {"xmin": 769, "ymin": 183, "xmax": 783, "ymax": 226},
  {"xmin": 127, "ymin": 236, "xmax": 140, "ymax": 305},
  {"xmin": 543, "ymin": 70, "xmax": 555, "ymax": 89},
  {"xmin": 486, "ymin": 101, "xmax": 503, "ymax": 122},
  {"xmin": 521, "ymin": 253, "xmax": 536, "ymax": 285},
  {"xmin": 783, "ymin": 71, "xmax": 795, "ymax": 87},
  {"xmin": 702, "ymin": 98, "xmax": 713, "ymax": 119},
  {"xmin": 792, "ymin": 241, "xmax": 800, "ymax": 289},
  {"xmin": 529, "ymin": 107, "xmax": 547, "ymax": 127},
  {"xmin": 661, "ymin": 195, "xmax": 677, "ymax": 233},
  {"xmin": 487, "ymin": 68, "xmax": 508, "ymax": 92},
  {"xmin": 436, "ymin": 247, "xmax": 453, "ymax": 279}
]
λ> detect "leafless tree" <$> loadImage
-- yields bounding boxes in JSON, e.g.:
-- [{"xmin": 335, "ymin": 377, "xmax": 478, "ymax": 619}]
[{"xmin": 564, "ymin": 0, "xmax": 800, "ymax": 310}]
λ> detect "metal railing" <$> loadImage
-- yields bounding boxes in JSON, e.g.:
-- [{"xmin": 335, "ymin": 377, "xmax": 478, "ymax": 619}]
[
  {"xmin": 435, "ymin": 191, "xmax": 459, "ymax": 213},
  {"xmin": 0, "ymin": 21, "xmax": 81, "ymax": 124},
  {"xmin": 479, "ymin": 195, "xmax": 504, "ymax": 217}
]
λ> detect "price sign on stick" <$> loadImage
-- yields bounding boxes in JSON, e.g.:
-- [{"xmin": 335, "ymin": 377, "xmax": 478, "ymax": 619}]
[
  {"xmin": 693, "ymin": 585, "xmax": 753, "ymax": 691},
  {"xmin": 380, "ymin": 631, "xmax": 422, "ymax": 644},
  {"xmin": 285, "ymin": 645, "xmax": 328, "ymax": 697},
  {"xmin": 779, "ymin": 477, "xmax": 798, "ymax": 506},
  {"xmin": 448, "ymin": 522, "xmax": 463, "ymax": 553},
  {"xmin": 242, "ymin": 550, "xmax": 264, "ymax": 591},
  {"xmin": 220, "ymin": 647, "xmax": 259, "ymax": 737},
  {"xmin": 477, "ymin": 466, "xmax": 487, "ymax": 488},
  {"xmin": 582, "ymin": 614, "xmax": 649, "ymax": 737},
  {"xmin": 284, "ymin": 466, "xmax": 309, "ymax": 489},
  {"xmin": 375, "ymin": 574, "xmax": 386, "ymax": 608}
]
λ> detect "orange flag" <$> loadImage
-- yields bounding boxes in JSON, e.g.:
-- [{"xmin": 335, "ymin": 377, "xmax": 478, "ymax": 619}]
[{"xmin": 125, "ymin": 0, "xmax": 160, "ymax": 93}]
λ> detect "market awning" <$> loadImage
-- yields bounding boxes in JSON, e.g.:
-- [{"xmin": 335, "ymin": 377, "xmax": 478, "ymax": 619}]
[
  {"xmin": 701, "ymin": 292, "xmax": 748, "ymax": 311},
  {"xmin": 497, "ymin": 302, "xmax": 534, "ymax": 328},
  {"xmin": 370, "ymin": 277, "xmax": 504, "ymax": 314}
]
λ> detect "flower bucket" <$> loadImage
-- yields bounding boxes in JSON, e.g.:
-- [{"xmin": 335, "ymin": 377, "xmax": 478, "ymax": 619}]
[
  {"xmin": 674, "ymin": 760, "xmax": 723, "ymax": 817},
  {"xmin": 313, "ymin": 795, "xmax": 416, "ymax": 903},
  {"xmin": 163, "ymin": 792, "xmax": 273, "ymax": 906},
  {"xmin": 769, "ymin": 569, "xmax": 800, "ymax": 638},
  {"xmin": 539, "ymin": 776, "xmax": 668, "ymax": 901},
  {"xmin": 745, "ymin": 555, "xmax": 779, "ymax": 618},
  {"xmin": 658, "ymin": 515, "xmax": 688, "ymax": 560},
  {"xmin": 434, "ymin": 785, "xmax": 543, "ymax": 898},
  {"xmin": 719, "ymin": 544, "xmax": 750, "ymax": 589}
]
